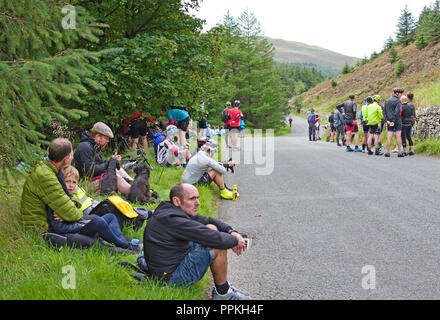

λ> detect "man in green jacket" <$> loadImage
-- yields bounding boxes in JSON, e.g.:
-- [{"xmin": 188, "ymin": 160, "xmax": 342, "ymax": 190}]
[
  {"xmin": 20, "ymin": 138, "xmax": 83, "ymax": 231},
  {"xmin": 364, "ymin": 97, "xmax": 384, "ymax": 156}
]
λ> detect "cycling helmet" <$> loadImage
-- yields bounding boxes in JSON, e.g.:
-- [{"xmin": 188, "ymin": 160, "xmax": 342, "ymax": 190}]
[
  {"xmin": 165, "ymin": 125, "xmax": 178, "ymax": 136},
  {"xmin": 234, "ymin": 100, "xmax": 241, "ymax": 106},
  {"xmin": 225, "ymin": 101, "xmax": 232, "ymax": 107},
  {"xmin": 373, "ymin": 95, "xmax": 382, "ymax": 102}
]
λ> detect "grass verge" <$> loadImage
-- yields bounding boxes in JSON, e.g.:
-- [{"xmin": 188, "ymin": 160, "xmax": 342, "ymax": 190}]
[{"xmin": 0, "ymin": 147, "xmax": 220, "ymax": 300}]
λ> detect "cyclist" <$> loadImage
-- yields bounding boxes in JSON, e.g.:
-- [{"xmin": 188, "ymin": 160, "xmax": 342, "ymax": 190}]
[
  {"xmin": 343, "ymin": 95, "xmax": 362, "ymax": 152},
  {"xmin": 364, "ymin": 96, "xmax": 384, "ymax": 156},
  {"xmin": 401, "ymin": 93, "xmax": 416, "ymax": 156},
  {"xmin": 360, "ymin": 98, "xmax": 370, "ymax": 153},
  {"xmin": 384, "ymin": 88, "xmax": 404, "ymax": 158}
]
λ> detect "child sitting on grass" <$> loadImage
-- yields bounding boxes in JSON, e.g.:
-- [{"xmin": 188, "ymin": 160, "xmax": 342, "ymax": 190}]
[{"xmin": 50, "ymin": 166, "xmax": 142, "ymax": 251}]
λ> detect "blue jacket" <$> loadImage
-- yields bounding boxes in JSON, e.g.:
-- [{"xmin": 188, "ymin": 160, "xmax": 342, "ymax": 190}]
[{"xmin": 308, "ymin": 114, "xmax": 316, "ymax": 125}]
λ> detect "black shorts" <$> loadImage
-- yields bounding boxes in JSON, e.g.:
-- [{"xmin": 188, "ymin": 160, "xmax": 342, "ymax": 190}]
[
  {"xmin": 368, "ymin": 124, "xmax": 381, "ymax": 135},
  {"xmin": 387, "ymin": 121, "xmax": 402, "ymax": 133},
  {"xmin": 362, "ymin": 124, "xmax": 370, "ymax": 134},
  {"xmin": 196, "ymin": 172, "xmax": 213, "ymax": 186},
  {"xmin": 198, "ymin": 119, "xmax": 207, "ymax": 129},
  {"xmin": 130, "ymin": 119, "xmax": 147, "ymax": 139},
  {"xmin": 177, "ymin": 117, "xmax": 190, "ymax": 131},
  {"xmin": 330, "ymin": 126, "xmax": 336, "ymax": 133}
]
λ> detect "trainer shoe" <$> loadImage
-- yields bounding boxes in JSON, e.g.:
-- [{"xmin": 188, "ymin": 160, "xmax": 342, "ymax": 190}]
[
  {"xmin": 346, "ymin": 147, "xmax": 354, "ymax": 152},
  {"xmin": 398, "ymin": 152, "xmax": 404, "ymax": 158},
  {"xmin": 375, "ymin": 150, "xmax": 384, "ymax": 156},
  {"xmin": 368, "ymin": 150, "xmax": 374, "ymax": 155},
  {"xmin": 392, "ymin": 147, "xmax": 399, "ymax": 153},
  {"xmin": 212, "ymin": 284, "xmax": 250, "ymax": 300},
  {"xmin": 220, "ymin": 188, "xmax": 234, "ymax": 200},
  {"xmin": 408, "ymin": 151, "xmax": 415, "ymax": 156},
  {"xmin": 384, "ymin": 152, "xmax": 391, "ymax": 158},
  {"xmin": 354, "ymin": 147, "xmax": 363, "ymax": 152}
]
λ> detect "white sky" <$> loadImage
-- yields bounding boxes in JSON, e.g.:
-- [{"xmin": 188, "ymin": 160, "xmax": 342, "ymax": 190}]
[{"xmin": 192, "ymin": 0, "xmax": 434, "ymax": 58}]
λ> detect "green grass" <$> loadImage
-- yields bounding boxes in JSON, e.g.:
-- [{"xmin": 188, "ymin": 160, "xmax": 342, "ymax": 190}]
[
  {"xmin": 0, "ymin": 146, "xmax": 220, "ymax": 300},
  {"xmin": 414, "ymin": 138, "xmax": 440, "ymax": 157},
  {"xmin": 413, "ymin": 80, "xmax": 440, "ymax": 109}
]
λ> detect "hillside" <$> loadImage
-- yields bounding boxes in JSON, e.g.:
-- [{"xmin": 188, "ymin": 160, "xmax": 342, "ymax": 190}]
[
  {"xmin": 268, "ymin": 37, "xmax": 359, "ymax": 71},
  {"xmin": 299, "ymin": 42, "xmax": 440, "ymax": 115}
]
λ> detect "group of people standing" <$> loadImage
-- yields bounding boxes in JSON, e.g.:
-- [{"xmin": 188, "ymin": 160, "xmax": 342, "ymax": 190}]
[{"xmin": 320, "ymin": 88, "xmax": 416, "ymax": 157}]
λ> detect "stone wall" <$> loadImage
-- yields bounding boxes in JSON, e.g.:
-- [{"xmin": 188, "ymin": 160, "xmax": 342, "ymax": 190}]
[{"xmin": 414, "ymin": 105, "xmax": 440, "ymax": 139}]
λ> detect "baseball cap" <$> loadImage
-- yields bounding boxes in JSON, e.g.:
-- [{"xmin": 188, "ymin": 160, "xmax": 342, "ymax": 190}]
[
  {"xmin": 92, "ymin": 122, "xmax": 114, "ymax": 138},
  {"xmin": 203, "ymin": 139, "xmax": 218, "ymax": 152}
]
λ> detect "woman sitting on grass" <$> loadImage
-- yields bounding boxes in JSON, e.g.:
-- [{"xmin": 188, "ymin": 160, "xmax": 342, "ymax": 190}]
[{"xmin": 49, "ymin": 166, "xmax": 142, "ymax": 252}]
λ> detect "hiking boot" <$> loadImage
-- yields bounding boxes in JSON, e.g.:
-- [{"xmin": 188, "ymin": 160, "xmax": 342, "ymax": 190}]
[
  {"xmin": 220, "ymin": 188, "xmax": 234, "ymax": 200},
  {"xmin": 212, "ymin": 284, "xmax": 250, "ymax": 300},
  {"xmin": 346, "ymin": 146, "xmax": 354, "ymax": 152},
  {"xmin": 384, "ymin": 152, "xmax": 391, "ymax": 158}
]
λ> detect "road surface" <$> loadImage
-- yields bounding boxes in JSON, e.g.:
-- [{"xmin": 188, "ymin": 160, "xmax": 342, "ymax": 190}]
[{"xmin": 220, "ymin": 115, "xmax": 440, "ymax": 300}]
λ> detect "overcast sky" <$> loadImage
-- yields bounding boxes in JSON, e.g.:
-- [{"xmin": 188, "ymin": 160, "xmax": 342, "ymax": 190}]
[{"xmin": 192, "ymin": 0, "xmax": 434, "ymax": 58}]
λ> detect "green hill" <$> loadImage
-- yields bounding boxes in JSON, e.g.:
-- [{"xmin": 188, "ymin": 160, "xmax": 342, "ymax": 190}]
[{"xmin": 267, "ymin": 37, "xmax": 359, "ymax": 72}]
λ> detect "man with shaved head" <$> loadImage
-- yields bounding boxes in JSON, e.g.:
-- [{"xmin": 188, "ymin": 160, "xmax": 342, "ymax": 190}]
[{"xmin": 143, "ymin": 183, "xmax": 250, "ymax": 300}]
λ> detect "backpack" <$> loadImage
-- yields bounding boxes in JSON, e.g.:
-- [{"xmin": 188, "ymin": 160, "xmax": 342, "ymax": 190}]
[
  {"xmin": 308, "ymin": 114, "xmax": 316, "ymax": 124},
  {"xmin": 220, "ymin": 108, "xmax": 230, "ymax": 123},
  {"xmin": 90, "ymin": 195, "xmax": 151, "ymax": 230}
]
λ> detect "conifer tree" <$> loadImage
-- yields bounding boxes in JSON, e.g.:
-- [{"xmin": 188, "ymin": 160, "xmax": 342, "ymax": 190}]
[
  {"xmin": 0, "ymin": 0, "xmax": 104, "ymax": 175},
  {"xmin": 395, "ymin": 5, "xmax": 416, "ymax": 46}
]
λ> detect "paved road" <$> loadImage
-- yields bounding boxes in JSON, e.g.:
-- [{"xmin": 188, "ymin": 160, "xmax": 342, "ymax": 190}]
[{"xmin": 220, "ymin": 115, "xmax": 440, "ymax": 300}]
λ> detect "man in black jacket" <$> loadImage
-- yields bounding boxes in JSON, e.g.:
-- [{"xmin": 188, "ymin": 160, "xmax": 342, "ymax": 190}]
[
  {"xmin": 384, "ymin": 88, "xmax": 404, "ymax": 158},
  {"xmin": 343, "ymin": 95, "xmax": 362, "ymax": 152},
  {"xmin": 73, "ymin": 122, "xmax": 133, "ymax": 195},
  {"xmin": 143, "ymin": 183, "xmax": 250, "ymax": 300}
]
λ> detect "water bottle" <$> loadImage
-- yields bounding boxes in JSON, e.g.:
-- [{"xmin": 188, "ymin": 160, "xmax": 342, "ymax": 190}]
[{"xmin": 232, "ymin": 185, "xmax": 238, "ymax": 201}]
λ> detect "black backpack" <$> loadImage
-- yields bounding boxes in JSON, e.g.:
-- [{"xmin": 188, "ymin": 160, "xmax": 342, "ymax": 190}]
[{"xmin": 220, "ymin": 108, "xmax": 230, "ymax": 123}]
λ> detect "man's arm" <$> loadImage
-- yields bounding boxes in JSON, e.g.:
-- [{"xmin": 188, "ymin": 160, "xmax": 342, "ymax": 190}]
[{"xmin": 78, "ymin": 145, "xmax": 107, "ymax": 177}]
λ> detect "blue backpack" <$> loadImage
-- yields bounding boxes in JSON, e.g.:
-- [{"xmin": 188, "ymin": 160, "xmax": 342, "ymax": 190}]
[
  {"xmin": 153, "ymin": 132, "xmax": 166, "ymax": 155},
  {"xmin": 308, "ymin": 114, "xmax": 316, "ymax": 124}
]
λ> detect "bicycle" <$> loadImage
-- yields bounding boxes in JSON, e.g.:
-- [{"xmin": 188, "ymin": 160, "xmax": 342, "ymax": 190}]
[{"xmin": 120, "ymin": 143, "xmax": 155, "ymax": 173}]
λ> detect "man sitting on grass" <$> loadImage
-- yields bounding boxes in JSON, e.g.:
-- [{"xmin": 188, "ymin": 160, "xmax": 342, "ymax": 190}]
[
  {"xmin": 143, "ymin": 183, "xmax": 250, "ymax": 300},
  {"xmin": 181, "ymin": 139, "xmax": 237, "ymax": 200}
]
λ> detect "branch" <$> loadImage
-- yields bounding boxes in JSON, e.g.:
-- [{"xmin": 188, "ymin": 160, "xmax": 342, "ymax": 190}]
[{"xmin": 129, "ymin": 0, "xmax": 166, "ymax": 38}]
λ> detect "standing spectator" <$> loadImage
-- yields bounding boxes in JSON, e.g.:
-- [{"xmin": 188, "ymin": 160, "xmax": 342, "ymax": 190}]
[
  {"xmin": 364, "ymin": 96, "xmax": 384, "ymax": 156},
  {"xmin": 308, "ymin": 109, "xmax": 316, "ymax": 141},
  {"xmin": 343, "ymin": 95, "xmax": 362, "ymax": 152},
  {"xmin": 228, "ymin": 100, "xmax": 243, "ymax": 151},
  {"xmin": 384, "ymin": 88, "xmax": 405, "ymax": 158},
  {"xmin": 315, "ymin": 114, "xmax": 321, "ymax": 140},
  {"xmin": 334, "ymin": 103, "xmax": 346, "ymax": 147},
  {"xmin": 401, "ymin": 93, "xmax": 416, "ymax": 156},
  {"xmin": 198, "ymin": 100, "xmax": 208, "ymax": 139},
  {"xmin": 123, "ymin": 111, "xmax": 156, "ymax": 150},
  {"xmin": 328, "ymin": 112, "xmax": 336, "ymax": 143},
  {"xmin": 162, "ymin": 106, "xmax": 191, "ymax": 149},
  {"xmin": 221, "ymin": 102, "xmax": 232, "ymax": 148}
]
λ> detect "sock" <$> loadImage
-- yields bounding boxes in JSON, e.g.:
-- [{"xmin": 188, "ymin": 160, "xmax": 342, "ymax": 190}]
[
  {"xmin": 362, "ymin": 144, "xmax": 366, "ymax": 151},
  {"xmin": 215, "ymin": 282, "xmax": 230, "ymax": 295}
]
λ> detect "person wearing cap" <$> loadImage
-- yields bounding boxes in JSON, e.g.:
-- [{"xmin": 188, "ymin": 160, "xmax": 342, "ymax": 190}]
[
  {"xmin": 73, "ymin": 122, "xmax": 133, "ymax": 196},
  {"xmin": 156, "ymin": 125, "xmax": 191, "ymax": 168},
  {"xmin": 222, "ymin": 101, "xmax": 232, "ymax": 148},
  {"xmin": 181, "ymin": 139, "xmax": 237, "ymax": 200},
  {"xmin": 384, "ymin": 88, "xmax": 405, "ymax": 158}
]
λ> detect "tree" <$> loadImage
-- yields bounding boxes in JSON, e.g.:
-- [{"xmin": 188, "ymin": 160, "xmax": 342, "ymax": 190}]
[
  {"xmin": 395, "ymin": 5, "xmax": 417, "ymax": 46},
  {"xmin": 0, "ymin": 0, "xmax": 104, "ymax": 174},
  {"xmin": 395, "ymin": 60, "xmax": 405, "ymax": 76},
  {"xmin": 342, "ymin": 63, "xmax": 351, "ymax": 74},
  {"xmin": 415, "ymin": 1, "xmax": 440, "ymax": 49},
  {"xmin": 389, "ymin": 45, "xmax": 398, "ymax": 63},
  {"xmin": 383, "ymin": 36, "xmax": 395, "ymax": 51}
]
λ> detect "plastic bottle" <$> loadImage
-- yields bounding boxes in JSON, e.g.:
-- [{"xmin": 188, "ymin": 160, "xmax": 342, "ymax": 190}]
[{"xmin": 232, "ymin": 185, "xmax": 238, "ymax": 201}]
